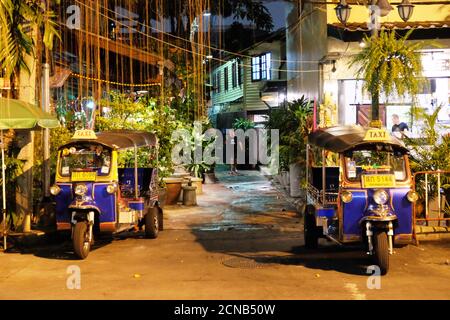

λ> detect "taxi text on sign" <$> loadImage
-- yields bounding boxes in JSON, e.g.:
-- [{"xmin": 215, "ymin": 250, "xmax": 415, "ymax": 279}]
[
  {"xmin": 72, "ymin": 130, "xmax": 98, "ymax": 140},
  {"xmin": 364, "ymin": 129, "xmax": 389, "ymax": 142}
]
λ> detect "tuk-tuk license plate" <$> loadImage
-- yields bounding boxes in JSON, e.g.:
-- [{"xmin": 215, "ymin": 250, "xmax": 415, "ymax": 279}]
[
  {"xmin": 71, "ymin": 172, "xmax": 97, "ymax": 182},
  {"xmin": 362, "ymin": 175, "xmax": 396, "ymax": 188}
]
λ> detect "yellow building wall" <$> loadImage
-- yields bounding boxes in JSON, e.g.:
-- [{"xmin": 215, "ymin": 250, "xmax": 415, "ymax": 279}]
[{"xmin": 327, "ymin": 1, "xmax": 450, "ymax": 24}]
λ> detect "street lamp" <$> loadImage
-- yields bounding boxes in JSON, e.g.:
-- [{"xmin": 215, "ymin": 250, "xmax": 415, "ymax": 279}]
[
  {"xmin": 397, "ymin": 0, "xmax": 415, "ymax": 22},
  {"xmin": 334, "ymin": 0, "xmax": 414, "ymax": 25},
  {"xmin": 334, "ymin": 0, "xmax": 352, "ymax": 25}
]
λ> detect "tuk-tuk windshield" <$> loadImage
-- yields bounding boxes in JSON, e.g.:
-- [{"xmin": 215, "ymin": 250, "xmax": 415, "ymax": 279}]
[
  {"xmin": 59, "ymin": 143, "xmax": 112, "ymax": 177},
  {"xmin": 344, "ymin": 150, "xmax": 407, "ymax": 182}
]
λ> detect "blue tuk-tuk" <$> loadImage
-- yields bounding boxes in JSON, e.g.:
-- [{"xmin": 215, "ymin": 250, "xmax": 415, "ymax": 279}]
[
  {"xmin": 50, "ymin": 130, "xmax": 163, "ymax": 259},
  {"xmin": 305, "ymin": 126, "xmax": 418, "ymax": 274}
]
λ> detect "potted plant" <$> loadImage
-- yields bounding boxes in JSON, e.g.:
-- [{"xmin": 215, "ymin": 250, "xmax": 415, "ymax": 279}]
[
  {"xmin": 186, "ymin": 162, "xmax": 212, "ymax": 194},
  {"xmin": 265, "ymin": 96, "xmax": 313, "ymax": 198},
  {"xmin": 405, "ymin": 105, "xmax": 450, "ymax": 223},
  {"xmin": 349, "ymin": 30, "xmax": 430, "ymax": 126},
  {"xmin": 232, "ymin": 117, "xmax": 257, "ymax": 170}
]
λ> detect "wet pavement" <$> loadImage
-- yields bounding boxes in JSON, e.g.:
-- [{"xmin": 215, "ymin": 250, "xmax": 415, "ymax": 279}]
[{"xmin": 0, "ymin": 169, "xmax": 450, "ymax": 299}]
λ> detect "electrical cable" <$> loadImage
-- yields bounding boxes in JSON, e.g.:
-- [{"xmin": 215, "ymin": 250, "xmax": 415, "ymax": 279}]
[{"xmin": 68, "ymin": 1, "xmax": 322, "ymax": 74}]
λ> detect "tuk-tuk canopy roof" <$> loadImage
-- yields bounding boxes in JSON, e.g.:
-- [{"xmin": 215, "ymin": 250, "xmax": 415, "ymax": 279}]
[
  {"xmin": 308, "ymin": 125, "xmax": 408, "ymax": 153},
  {"xmin": 62, "ymin": 130, "xmax": 158, "ymax": 150}
]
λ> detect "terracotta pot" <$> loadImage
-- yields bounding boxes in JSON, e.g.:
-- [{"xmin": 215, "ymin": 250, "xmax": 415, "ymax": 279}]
[
  {"xmin": 172, "ymin": 172, "xmax": 191, "ymax": 180},
  {"xmin": 163, "ymin": 178, "xmax": 183, "ymax": 205},
  {"xmin": 190, "ymin": 177, "xmax": 203, "ymax": 195}
]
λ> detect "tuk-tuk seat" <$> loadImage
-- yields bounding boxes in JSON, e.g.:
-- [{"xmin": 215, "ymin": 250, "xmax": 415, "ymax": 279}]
[
  {"xmin": 312, "ymin": 167, "xmax": 340, "ymax": 192},
  {"xmin": 118, "ymin": 168, "xmax": 154, "ymax": 197}
]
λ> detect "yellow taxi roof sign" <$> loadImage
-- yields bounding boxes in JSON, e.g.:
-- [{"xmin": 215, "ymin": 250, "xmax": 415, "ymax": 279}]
[
  {"xmin": 364, "ymin": 128, "xmax": 389, "ymax": 142},
  {"xmin": 72, "ymin": 129, "xmax": 98, "ymax": 140}
]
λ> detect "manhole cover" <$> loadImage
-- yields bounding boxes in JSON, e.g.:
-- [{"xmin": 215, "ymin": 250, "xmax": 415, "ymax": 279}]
[{"xmin": 222, "ymin": 257, "xmax": 271, "ymax": 269}]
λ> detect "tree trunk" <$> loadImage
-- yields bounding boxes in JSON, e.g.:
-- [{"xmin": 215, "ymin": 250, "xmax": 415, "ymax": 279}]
[{"xmin": 370, "ymin": 88, "xmax": 382, "ymax": 128}]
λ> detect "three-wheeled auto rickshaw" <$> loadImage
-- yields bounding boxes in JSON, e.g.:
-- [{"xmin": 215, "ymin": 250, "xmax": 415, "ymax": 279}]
[
  {"xmin": 51, "ymin": 130, "xmax": 163, "ymax": 259},
  {"xmin": 305, "ymin": 125, "xmax": 418, "ymax": 274}
]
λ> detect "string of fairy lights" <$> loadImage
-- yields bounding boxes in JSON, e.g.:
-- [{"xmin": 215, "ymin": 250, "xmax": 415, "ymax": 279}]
[
  {"xmin": 57, "ymin": 0, "xmax": 324, "ymax": 118},
  {"xmin": 73, "ymin": 0, "xmax": 320, "ymax": 65},
  {"xmin": 71, "ymin": 0, "xmax": 322, "ymax": 75},
  {"xmin": 71, "ymin": 72, "xmax": 161, "ymax": 88}
]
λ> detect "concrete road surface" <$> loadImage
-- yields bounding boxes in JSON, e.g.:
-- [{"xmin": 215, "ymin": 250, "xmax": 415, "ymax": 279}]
[{"xmin": 0, "ymin": 170, "xmax": 449, "ymax": 300}]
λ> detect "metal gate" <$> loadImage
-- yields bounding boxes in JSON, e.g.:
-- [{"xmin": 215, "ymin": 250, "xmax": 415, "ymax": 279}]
[{"xmin": 413, "ymin": 170, "xmax": 450, "ymax": 242}]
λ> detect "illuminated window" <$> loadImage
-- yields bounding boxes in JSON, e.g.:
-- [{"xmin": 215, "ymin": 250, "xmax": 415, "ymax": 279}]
[
  {"xmin": 252, "ymin": 53, "xmax": 272, "ymax": 81},
  {"xmin": 224, "ymin": 67, "xmax": 229, "ymax": 91},
  {"xmin": 232, "ymin": 63, "xmax": 237, "ymax": 88},
  {"xmin": 216, "ymin": 71, "xmax": 221, "ymax": 93}
]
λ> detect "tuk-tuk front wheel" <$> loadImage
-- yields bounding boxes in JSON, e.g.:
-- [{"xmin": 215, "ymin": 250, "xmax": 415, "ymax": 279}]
[
  {"xmin": 73, "ymin": 222, "xmax": 91, "ymax": 260},
  {"xmin": 304, "ymin": 205, "xmax": 319, "ymax": 249},
  {"xmin": 373, "ymin": 231, "xmax": 389, "ymax": 275},
  {"xmin": 145, "ymin": 207, "xmax": 159, "ymax": 239}
]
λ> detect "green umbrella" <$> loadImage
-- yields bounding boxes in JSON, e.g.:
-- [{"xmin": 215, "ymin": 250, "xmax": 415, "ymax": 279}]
[
  {"xmin": 0, "ymin": 98, "xmax": 59, "ymax": 250},
  {"xmin": 0, "ymin": 98, "xmax": 60, "ymax": 129}
]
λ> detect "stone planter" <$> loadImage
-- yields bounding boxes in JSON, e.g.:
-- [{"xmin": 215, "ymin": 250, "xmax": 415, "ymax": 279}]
[
  {"xmin": 274, "ymin": 174, "xmax": 283, "ymax": 185},
  {"xmin": 281, "ymin": 171, "xmax": 290, "ymax": 189},
  {"xmin": 182, "ymin": 185, "xmax": 197, "ymax": 206},
  {"xmin": 203, "ymin": 172, "xmax": 217, "ymax": 184},
  {"xmin": 190, "ymin": 177, "xmax": 203, "ymax": 195},
  {"xmin": 289, "ymin": 163, "xmax": 303, "ymax": 198},
  {"xmin": 163, "ymin": 178, "xmax": 183, "ymax": 205}
]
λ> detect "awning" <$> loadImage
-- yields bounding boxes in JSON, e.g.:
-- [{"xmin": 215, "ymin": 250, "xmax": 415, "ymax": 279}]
[
  {"xmin": 328, "ymin": 21, "xmax": 450, "ymax": 41},
  {"xmin": 308, "ymin": 125, "xmax": 408, "ymax": 153},
  {"xmin": 50, "ymin": 66, "xmax": 72, "ymax": 88},
  {"xmin": 65, "ymin": 130, "xmax": 158, "ymax": 150},
  {"xmin": 330, "ymin": 21, "xmax": 450, "ymax": 32}
]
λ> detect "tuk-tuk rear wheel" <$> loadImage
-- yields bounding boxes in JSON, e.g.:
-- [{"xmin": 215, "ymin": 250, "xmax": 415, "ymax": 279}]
[
  {"xmin": 304, "ymin": 205, "xmax": 319, "ymax": 249},
  {"xmin": 373, "ymin": 231, "xmax": 389, "ymax": 275},
  {"xmin": 157, "ymin": 206, "xmax": 164, "ymax": 231},
  {"xmin": 73, "ymin": 222, "xmax": 91, "ymax": 260},
  {"xmin": 145, "ymin": 207, "xmax": 159, "ymax": 239}
]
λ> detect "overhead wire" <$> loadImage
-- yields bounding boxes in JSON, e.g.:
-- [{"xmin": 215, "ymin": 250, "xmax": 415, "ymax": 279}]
[
  {"xmin": 71, "ymin": 0, "xmax": 322, "ymax": 74},
  {"xmin": 73, "ymin": 0, "xmax": 321, "ymax": 65}
]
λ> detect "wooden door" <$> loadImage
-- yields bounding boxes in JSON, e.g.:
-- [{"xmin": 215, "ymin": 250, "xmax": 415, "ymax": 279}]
[{"xmin": 356, "ymin": 104, "xmax": 386, "ymax": 127}]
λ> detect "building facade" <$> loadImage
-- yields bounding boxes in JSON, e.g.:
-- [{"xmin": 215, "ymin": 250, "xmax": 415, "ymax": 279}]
[
  {"xmin": 209, "ymin": 32, "xmax": 287, "ymax": 129},
  {"xmin": 286, "ymin": 0, "xmax": 450, "ymax": 135}
]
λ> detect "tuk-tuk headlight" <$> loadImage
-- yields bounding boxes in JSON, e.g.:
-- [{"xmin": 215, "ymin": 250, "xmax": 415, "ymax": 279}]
[
  {"xmin": 74, "ymin": 184, "xmax": 88, "ymax": 196},
  {"xmin": 50, "ymin": 185, "xmax": 61, "ymax": 196},
  {"xmin": 373, "ymin": 189, "xmax": 389, "ymax": 205},
  {"xmin": 407, "ymin": 190, "xmax": 419, "ymax": 202},
  {"xmin": 341, "ymin": 191, "xmax": 353, "ymax": 203},
  {"xmin": 107, "ymin": 184, "xmax": 117, "ymax": 194}
]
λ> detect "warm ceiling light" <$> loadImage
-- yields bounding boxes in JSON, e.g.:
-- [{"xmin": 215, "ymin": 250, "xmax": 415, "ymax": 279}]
[
  {"xmin": 335, "ymin": 0, "xmax": 352, "ymax": 25},
  {"xmin": 397, "ymin": 0, "xmax": 414, "ymax": 22}
]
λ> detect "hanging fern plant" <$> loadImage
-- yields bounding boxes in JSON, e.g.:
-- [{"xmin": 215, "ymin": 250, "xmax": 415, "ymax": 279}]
[{"xmin": 349, "ymin": 30, "xmax": 434, "ymax": 122}]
